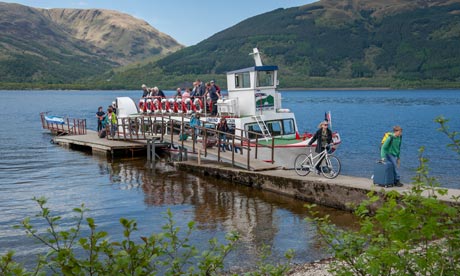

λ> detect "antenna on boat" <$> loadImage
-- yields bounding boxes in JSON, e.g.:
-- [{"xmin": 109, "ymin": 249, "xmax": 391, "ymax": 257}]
[{"xmin": 250, "ymin": 48, "xmax": 263, "ymax": 66}]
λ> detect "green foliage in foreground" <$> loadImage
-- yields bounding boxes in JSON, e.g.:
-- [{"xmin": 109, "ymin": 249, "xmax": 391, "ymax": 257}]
[
  {"xmin": 308, "ymin": 117, "xmax": 460, "ymax": 275},
  {"xmin": 0, "ymin": 199, "xmax": 293, "ymax": 275}
]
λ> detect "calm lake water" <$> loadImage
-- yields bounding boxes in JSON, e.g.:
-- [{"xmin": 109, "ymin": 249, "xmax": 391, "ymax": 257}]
[{"xmin": 0, "ymin": 89, "xmax": 459, "ymax": 270}]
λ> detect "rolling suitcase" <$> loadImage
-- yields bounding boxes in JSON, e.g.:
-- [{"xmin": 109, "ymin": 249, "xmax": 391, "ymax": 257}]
[{"xmin": 373, "ymin": 160, "xmax": 395, "ymax": 187}]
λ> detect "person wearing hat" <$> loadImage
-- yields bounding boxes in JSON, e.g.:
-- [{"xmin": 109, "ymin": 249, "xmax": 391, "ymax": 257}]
[
  {"xmin": 141, "ymin": 84, "xmax": 149, "ymax": 97},
  {"xmin": 111, "ymin": 101, "xmax": 117, "ymax": 115}
]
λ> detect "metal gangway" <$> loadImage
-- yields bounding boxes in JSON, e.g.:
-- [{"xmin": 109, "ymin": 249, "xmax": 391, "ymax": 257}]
[{"xmin": 108, "ymin": 114, "xmax": 279, "ymax": 171}]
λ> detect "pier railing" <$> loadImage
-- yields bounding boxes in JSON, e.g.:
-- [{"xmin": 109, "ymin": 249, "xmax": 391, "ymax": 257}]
[
  {"xmin": 107, "ymin": 114, "xmax": 276, "ymax": 169},
  {"xmin": 40, "ymin": 112, "xmax": 87, "ymax": 135}
]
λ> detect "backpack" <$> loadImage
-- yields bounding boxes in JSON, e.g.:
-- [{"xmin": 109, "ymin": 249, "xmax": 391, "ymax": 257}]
[
  {"xmin": 380, "ymin": 131, "xmax": 402, "ymax": 149},
  {"xmin": 380, "ymin": 132, "xmax": 392, "ymax": 148}
]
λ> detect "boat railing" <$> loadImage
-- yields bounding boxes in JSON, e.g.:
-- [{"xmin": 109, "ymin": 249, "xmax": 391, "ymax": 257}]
[
  {"xmin": 138, "ymin": 95, "xmax": 213, "ymax": 118},
  {"xmin": 40, "ymin": 112, "xmax": 87, "ymax": 136},
  {"xmin": 107, "ymin": 114, "xmax": 276, "ymax": 169}
]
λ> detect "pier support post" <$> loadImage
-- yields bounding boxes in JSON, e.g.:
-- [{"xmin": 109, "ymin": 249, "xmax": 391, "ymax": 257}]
[{"xmin": 178, "ymin": 146, "xmax": 188, "ymax": 161}]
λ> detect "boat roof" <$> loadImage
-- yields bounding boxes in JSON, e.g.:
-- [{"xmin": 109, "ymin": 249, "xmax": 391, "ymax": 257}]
[{"xmin": 227, "ymin": 65, "xmax": 278, "ymax": 74}]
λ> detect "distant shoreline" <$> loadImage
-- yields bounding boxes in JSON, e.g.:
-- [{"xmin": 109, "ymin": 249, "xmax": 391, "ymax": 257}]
[{"xmin": 280, "ymin": 87, "xmax": 391, "ymax": 91}]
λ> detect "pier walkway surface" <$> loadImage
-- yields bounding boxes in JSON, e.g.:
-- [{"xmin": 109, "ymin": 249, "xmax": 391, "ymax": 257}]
[
  {"xmin": 51, "ymin": 131, "xmax": 460, "ymax": 212},
  {"xmin": 175, "ymin": 160, "xmax": 460, "ymax": 212},
  {"xmin": 52, "ymin": 130, "xmax": 278, "ymax": 171},
  {"xmin": 53, "ymin": 130, "xmax": 149, "ymax": 156}
]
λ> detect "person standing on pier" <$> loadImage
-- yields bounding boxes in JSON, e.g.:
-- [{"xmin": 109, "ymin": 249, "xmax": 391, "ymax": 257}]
[
  {"xmin": 217, "ymin": 117, "xmax": 229, "ymax": 151},
  {"xmin": 103, "ymin": 107, "xmax": 118, "ymax": 137},
  {"xmin": 381, "ymin": 125, "xmax": 403, "ymax": 186},
  {"xmin": 96, "ymin": 106, "xmax": 105, "ymax": 132},
  {"xmin": 308, "ymin": 121, "xmax": 333, "ymax": 174}
]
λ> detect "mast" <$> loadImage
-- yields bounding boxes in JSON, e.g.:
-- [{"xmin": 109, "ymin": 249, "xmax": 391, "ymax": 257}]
[{"xmin": 250, "ymin": 48, "xmax": 263, "ymax": 66}]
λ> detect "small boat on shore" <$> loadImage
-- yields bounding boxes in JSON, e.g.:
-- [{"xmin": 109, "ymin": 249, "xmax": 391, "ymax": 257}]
[{"xmin": 114, "ymin": 48, "xmax": 341, "ymax": 168}]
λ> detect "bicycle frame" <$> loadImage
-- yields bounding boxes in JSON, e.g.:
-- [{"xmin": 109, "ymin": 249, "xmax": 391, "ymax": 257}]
[
  {"xmin": 301, "ymin": 149, "xmax": 328, "ymax": 170},
  {"xmin": 294, "ymin": 146, "xmax": 341, "ymax": 179}
]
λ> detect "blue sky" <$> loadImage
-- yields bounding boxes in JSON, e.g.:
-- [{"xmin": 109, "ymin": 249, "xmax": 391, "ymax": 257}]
[{"xmin": 3, "ymin": 0, "xmax": 317, "ymax": 46}]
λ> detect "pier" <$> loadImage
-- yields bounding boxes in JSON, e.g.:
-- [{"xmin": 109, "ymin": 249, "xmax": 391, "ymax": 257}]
[{"xmin": 45, "ymin": 114, "xmax": 460, "ymax": 212}]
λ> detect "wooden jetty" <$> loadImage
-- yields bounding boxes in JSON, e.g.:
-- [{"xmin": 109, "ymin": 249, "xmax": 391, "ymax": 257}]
[
  {"xmin": 48, "ymin": 114, "xmax": 278, "ymax": 171},
  {"xmin": 53, "ymin": 130, "xmax": 152, "ymax": 157}
]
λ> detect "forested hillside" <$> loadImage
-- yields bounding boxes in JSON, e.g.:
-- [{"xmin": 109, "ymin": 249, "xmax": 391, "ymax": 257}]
[
  {"xmin": 0, "ymin": 2, "xmax": 182, "ymax": 88},
  {"xmin": 2, "ymin": 0, "xmax": 460, "ymax": 89},
  {"xmin": 101, "ymin": 0, "xmax": 460, "ymax": 89}
]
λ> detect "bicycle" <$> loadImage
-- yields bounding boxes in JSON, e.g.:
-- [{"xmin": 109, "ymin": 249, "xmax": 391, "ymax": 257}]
[{"xmin": 294, "ymin": 145, "xmax": 341, "ymax": 179}]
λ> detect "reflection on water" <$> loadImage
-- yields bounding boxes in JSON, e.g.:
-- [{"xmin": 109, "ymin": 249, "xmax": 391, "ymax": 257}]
[
  {"xmin": 6, "ymin": 89, "xmax": 458, "ymax": 270},
  {"xmin": 92, "ymin": 157, "xmax": 357, "ymax": 268}
]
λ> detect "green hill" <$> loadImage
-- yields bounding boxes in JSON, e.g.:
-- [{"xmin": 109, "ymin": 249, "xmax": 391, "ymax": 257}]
[
  {"xmin": 0, "ymin": 2, "xmax": 182, "ymax": 89},
  {"xmin": 2, "ymin": 0, "xmax": 460, "ymax": 89},
  {"xmin": 102, "ymin": 0, "xmax": 460, "ymax": 89}
]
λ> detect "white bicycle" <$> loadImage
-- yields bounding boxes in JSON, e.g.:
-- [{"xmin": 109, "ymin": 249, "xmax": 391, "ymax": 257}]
[{"xmin": 294, "ymin": 146, "xmax": 341, "ymax": 179}]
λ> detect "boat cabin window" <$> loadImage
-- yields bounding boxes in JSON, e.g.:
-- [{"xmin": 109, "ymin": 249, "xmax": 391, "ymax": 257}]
[
  {"xmin": 266, "ymin": 121, "xmax": 282, "ymax": 136},
  {"xmin": 245, "ymin": 118, "xmax": 295, "ymax": 139},
  {"xmin": 256, "ymin": 70, "xmax": 275, "ymax": 87},
  {"xmin": 283, "ymin": 119, "xmax": 295, "ymax": 135},
  {"xmin": 235, "ymin": 72, "xmax": 251, "ymax": 88}
]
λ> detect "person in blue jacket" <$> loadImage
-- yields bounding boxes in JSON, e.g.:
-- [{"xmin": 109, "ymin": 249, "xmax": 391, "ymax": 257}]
[{"xmin": 190, "ymin": 113, "xmax": 201, "ymax": 140}]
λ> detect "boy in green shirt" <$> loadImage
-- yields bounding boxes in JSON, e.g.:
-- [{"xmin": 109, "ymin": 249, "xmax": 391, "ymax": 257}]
[{"xmin": 380, "ymin": 125, "xmax": 403, "ymax": 186}]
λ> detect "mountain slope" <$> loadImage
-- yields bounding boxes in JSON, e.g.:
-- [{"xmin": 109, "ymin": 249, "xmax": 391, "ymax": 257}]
[
  {"xmin": 109, "ymin": 0, "xmax": 460, "ymax": 89},
  {"xmin": 40, "ymin": 8, "xmax": 183, "ymax": 65},
  {"xmin": 0, "ymin": 2, "xmax": 182, "ymax": 85}
]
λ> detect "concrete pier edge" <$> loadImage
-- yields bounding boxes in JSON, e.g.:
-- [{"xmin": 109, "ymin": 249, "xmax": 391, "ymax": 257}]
[{"xmin": 174, "ymin": 161, "xmax": 460, "ymax": 212}]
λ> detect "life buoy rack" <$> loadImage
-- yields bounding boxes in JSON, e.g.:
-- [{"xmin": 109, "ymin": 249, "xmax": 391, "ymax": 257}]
[
  {"xmin": 161, "ymin": 98, "xmax": 169, "ymax": 113},
  {"xmin": 153, "ymin": 98, "xmax": 161, "ymax": 113},
  {"xmin": 168, "ymin": 98, "xmax": 175, "ymax": 113},
  {"xmin": 184, "ymin": 98, "xmax": 193, "ymax": 114},
  {"xmin": 138, "ymin": 98, "xmax": 146, "ymax": 113}
]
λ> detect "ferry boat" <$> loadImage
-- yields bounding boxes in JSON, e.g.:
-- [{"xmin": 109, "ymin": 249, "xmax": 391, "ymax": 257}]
[{"xmin": 115, "ymin": 48, "xmax": 341, "ymax": 169}]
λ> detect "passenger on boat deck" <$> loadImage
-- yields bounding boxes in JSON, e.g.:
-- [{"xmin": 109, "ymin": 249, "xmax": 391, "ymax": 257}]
[
  {"xmin": 174, "ymin": 88, "xmax": 182, "ymax": 99},
  {"xmin": 205, "ymin": 82, "xmax": 220, "ymax": 116},
  {"xmin": 182, "ymin": 88, "xmax": 191, "ymax": 100},
  {"xmin": 111, "ymin": 101, "xmax": 117, "ymax": 115},
  {"xmin": 191, "ymin": 79, "xmax": 205, "ymax": 99},
  {"xmin": 152, "ymin": 86, "xmax": 166, "ymax": 98},
  {"xmin": 210, "ymin": 80, "xmax": 221, "ymax": 95},
  {"xmin": 141, "ymin": 84, "xmax": 149, "ymax": 98}
]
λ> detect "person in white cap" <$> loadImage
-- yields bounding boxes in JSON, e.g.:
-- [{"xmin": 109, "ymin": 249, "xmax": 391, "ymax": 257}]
[{"xmin": 111, "ymin": 101, "xmax": 117, "ymax": 115}]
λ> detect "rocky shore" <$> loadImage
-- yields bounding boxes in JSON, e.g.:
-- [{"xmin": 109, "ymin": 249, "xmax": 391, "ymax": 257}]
[{"xmin": 287, "ymin": 259, "xmax": 333, "ymax": 276}]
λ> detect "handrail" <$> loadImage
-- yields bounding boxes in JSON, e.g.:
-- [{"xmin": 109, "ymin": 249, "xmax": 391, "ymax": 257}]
[
  {"xmin": 40, "ymin": 112, "xmax": 87, "ymax": 135},
  {"xmin": 108, "ymin": 114, "xmax": 277, "ymax": 169}
]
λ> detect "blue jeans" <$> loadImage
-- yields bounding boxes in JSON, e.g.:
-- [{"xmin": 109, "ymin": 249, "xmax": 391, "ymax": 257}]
[
  {"xmin": 219, "ymin": 134, "xmax": 227, "ymax": 150},
  {"xmin": 385, "ymin": 154, "xmax": 400, "ymax": 182}
]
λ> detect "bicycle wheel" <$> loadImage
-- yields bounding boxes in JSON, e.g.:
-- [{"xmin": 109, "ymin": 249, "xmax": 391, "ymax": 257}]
[
  {"xmin": 294, "ymin": 154, "xmax": 311, "ymax": 176},
  {"xmin": 321, "ymin": 155, "xmax": 341, "ymax": 179}
]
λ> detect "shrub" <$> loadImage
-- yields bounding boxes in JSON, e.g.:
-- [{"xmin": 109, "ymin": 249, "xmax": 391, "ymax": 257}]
[{"xmin": 308, "ymin": 117, "xmax": 460, "ymax": 275}]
